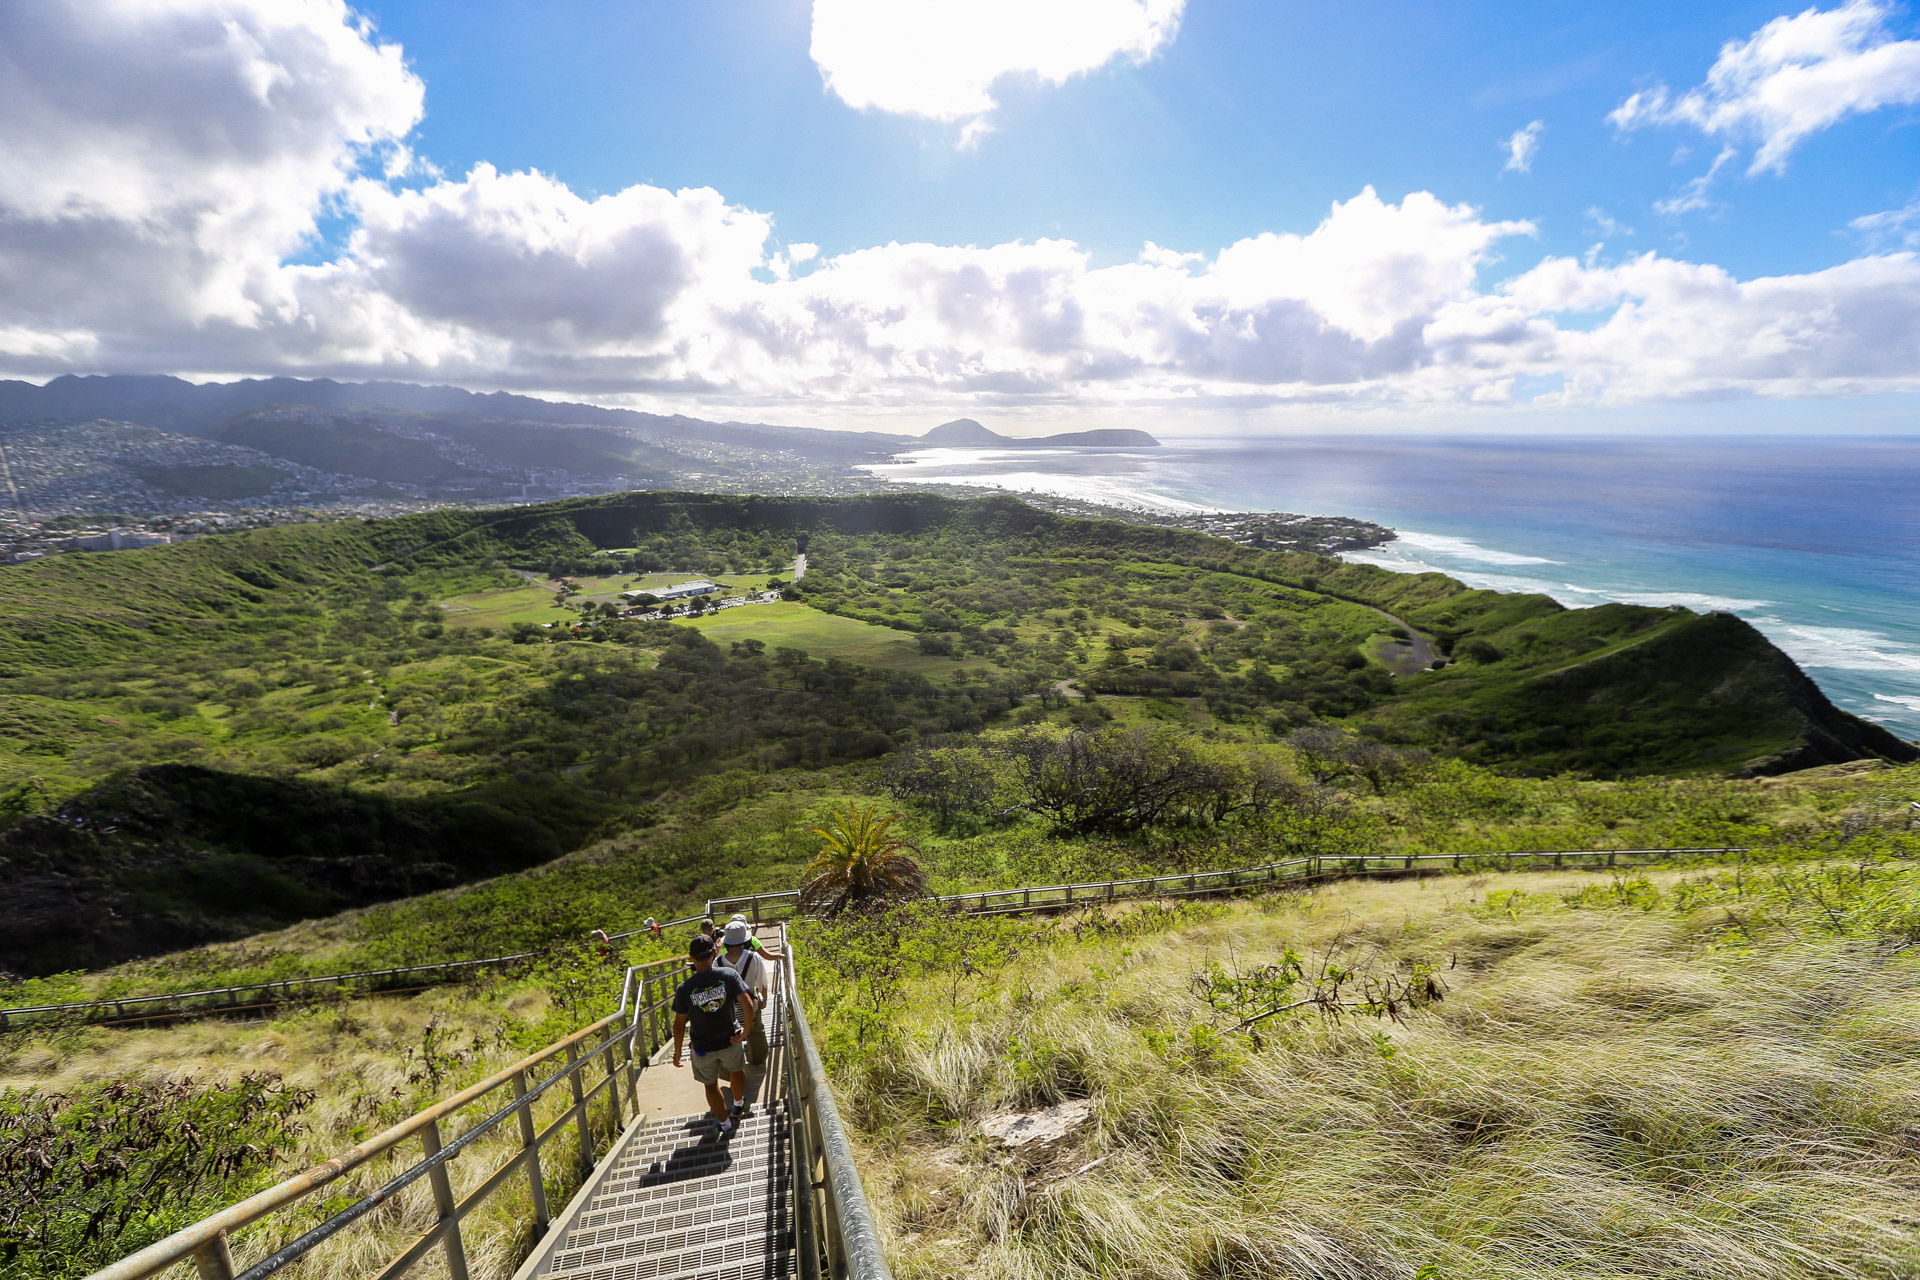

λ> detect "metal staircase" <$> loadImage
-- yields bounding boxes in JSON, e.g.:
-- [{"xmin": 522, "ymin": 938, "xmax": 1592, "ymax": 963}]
[
  {"xmin": 520, "ymin": 984, "xmax": 800, "ymax": 1280},
  {"xmin": 84, "ymin": 931, "xmax": 889, "ymax": 1280},
  {"xmin": 526, "ymin": 1105, "xmax": 796, "ymax": 1280}
]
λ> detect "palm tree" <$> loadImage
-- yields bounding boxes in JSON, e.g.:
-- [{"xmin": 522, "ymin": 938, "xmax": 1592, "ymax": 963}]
[{"xmin": 798, "ymin": 804, "xmax": 927, "ymax": 916}]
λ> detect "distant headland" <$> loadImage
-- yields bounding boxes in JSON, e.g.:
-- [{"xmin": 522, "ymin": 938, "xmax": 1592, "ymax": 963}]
[{"xmin": 920, "ymin": 418, "xmax": 1160, "ymax": 448}]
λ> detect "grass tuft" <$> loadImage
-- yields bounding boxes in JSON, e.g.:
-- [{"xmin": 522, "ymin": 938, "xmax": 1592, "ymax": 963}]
[{"xmin": 822, "ymin": 869, "xmax": 1920, "ymax": 1280}]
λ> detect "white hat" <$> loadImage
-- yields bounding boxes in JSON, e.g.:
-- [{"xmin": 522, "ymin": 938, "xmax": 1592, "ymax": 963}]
[
  {"xmin": 729, "ymin": 913, "xmax": 748, "ymax": 923},
  {"xmin": 722, "ymin": 921, "xmax": 751, "ymax": 946}
]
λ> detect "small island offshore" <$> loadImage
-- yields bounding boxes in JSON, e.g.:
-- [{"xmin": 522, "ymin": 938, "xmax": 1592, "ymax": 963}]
[{"xmin": 918, "ymin": 417, "xmax": 1162, "ymax": 448}]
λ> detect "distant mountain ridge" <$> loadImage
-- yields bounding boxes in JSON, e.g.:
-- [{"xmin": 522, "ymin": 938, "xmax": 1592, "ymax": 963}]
[
  {"xmin": 0, "ymin": 373, "xmax": 916, "ymax": 461},
  {"xmin": 921, "ymin": 418, "xmax": 1159, "ymax": 448},
  {"xmin": 0, "ymin": 377, "xmax": 1168, "ymax": 515}
]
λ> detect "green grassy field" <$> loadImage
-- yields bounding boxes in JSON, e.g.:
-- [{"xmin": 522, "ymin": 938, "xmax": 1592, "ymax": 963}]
[
  {"xmin": 679, "ymin": 602, "xmax": 958, "ymax": 679},
  {"xmin": 436, "ymin": 569, "xmax": 778, "ymax": 625},
  {"xmin": 435, "ymin": 583, "xmax": 570, "ymax": 628}
]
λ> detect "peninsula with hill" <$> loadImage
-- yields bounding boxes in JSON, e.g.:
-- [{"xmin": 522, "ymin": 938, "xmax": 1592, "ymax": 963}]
[{"xmin": 917, "ymin": 417, "xmax": 1161, "ymax": 448}]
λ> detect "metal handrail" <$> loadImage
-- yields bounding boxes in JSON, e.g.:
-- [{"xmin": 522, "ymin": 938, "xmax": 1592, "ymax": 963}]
[
  {"xmin": 781, "ymin": 938, "xmax": 893, "ymax": 1280},
  {"xmin": 84, "ymin": 958, "xmax": 686, "ymax": 1280},
  {"xmin": 707, "ymin": 845, "xmax": 1755, "ymax": 920}
]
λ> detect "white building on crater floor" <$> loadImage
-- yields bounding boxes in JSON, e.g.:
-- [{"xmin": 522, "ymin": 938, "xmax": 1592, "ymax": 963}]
[{"xmin": 624, "ymin": 578, "xmax": 719, "ymax": 601}]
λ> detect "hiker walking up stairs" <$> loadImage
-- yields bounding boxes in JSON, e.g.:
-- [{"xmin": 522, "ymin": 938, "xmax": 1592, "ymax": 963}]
[{"xmin": 516, "ymin": 932, "xmax": 798, "ymax": 1280}]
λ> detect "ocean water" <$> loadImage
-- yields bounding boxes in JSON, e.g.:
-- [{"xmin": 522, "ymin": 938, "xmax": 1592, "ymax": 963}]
[{"xmin": 858, "ymin": 435, "xmax": 1920, "ymax": 741}]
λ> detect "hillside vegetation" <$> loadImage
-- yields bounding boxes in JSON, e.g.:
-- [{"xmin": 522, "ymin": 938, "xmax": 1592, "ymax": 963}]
[
  {"xmin": 811, "ymin": 852, "xmax": 1920, "ymax": 1280},
  {"xmin": 0, "ymin": 491, "xmax": 1911, "ymax": 975}
]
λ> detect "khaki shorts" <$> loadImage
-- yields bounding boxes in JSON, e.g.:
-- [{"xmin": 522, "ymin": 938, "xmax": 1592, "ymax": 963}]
[{"xmin": 690, "ymin": 1041, "xmax": 747, "ymax": 1083}]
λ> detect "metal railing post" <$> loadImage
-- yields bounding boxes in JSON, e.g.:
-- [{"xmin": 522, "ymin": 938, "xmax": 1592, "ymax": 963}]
[
  {"xmin": 566, "ymin": 1043, "xmax": 593, "ymax": 1177},
  {"xmin": 654, "ymin": 972, "xmax": 672, "ymax": 1054},
  {"xmin": 189, "ymin": 1234, "xmax": 235, "ymax": 1280},
  {"xmin": 420, "ymin": 1118, "xmax": 471, "ymax": 1280},
  {"xmin": 510, "ymin": 1069, "xmax": 550, "ymax": 1235},
  {"xmin": 600, "ymin": 1036, "xmax": 625, "ymax": 1133},
  {"xmin": 624, "ymin": 1008, "xmax": 643, "ymax": 1103}
]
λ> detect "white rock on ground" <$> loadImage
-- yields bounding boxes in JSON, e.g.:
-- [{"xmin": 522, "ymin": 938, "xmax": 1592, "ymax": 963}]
[{"xmin": 976, "ymin": 1099, "xmax": 1096, "ymax": 1149}]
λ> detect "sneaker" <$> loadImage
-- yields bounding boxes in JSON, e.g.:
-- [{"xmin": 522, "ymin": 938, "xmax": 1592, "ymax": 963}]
[
  {"xmin": 734, "ymin": 1101, "xmax": 753, "ymax": 1121},
  {"xmin": 718, "ymin": 1118, "xmax": 735, "ymax": 1140}
]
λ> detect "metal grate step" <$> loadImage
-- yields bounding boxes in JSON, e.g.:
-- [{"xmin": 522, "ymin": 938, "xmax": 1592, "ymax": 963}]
[
  {"xmin": 549, "ymin": 1202, "xmax": 793, "ymax": 1273},
  {"xmin": 594, "ymin": 1144, "xmax": 787, "ymax": 1201},
  {"xmin": 617, "ymin": 1109, "xmax": 786, "ymax": 1158},
  {"xmin": 605, "ymin": 1117, "xmax": 787, "ymax": 1179},
  {"xmin": 561, "ymin": 1189, "xmax": 779, "ymax": 1254},
  {"xmin": 542, "ymin": 1235, "xmax": 794, "ymax": 1280},
  {"xmin": 576, "ymin": 1179, "xmax": 773, "ymax": 1231}
]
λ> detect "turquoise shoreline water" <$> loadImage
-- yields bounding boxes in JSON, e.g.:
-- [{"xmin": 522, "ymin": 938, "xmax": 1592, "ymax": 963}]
[{"xmin": 859, "ymin": 435, "xmax": 1920, "ymax": 743}]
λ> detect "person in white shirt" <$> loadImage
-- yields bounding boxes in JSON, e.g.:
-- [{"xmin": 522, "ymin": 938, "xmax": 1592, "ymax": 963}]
[{"xmin": 720, "ymin": 920, "xmax": 772, "ymax": 1115}]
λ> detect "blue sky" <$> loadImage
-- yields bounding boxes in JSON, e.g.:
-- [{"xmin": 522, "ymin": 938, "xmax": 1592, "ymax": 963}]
[
  {"xmin": 360, "ymin": 0, "xmax": 1920, "ymax": 279},
  {"xmin": 0, "ymin": 0, "xmax": 1918, "ymax": 432}
]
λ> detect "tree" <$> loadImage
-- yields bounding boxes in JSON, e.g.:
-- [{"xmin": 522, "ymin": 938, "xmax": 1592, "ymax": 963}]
[
  {"xmin": 999, "ymin": 724, "xmax": 1231, "ymax": 835},
  {"xmin": 1286, "ymin": 725, "xmax": 1358, "ymax": 785},
  {"xmin": 798, "ymin": 805, "xmax": 927, "ymax": 915},
  {"xmin": 884, "ymin": 746, "xmax": 998, "ymax": 832}
]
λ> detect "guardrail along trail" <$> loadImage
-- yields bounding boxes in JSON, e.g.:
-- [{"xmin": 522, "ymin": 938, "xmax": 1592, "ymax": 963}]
[
  {"xmin": 705, "ymin": 846, "xmax": 1752, "ymax": 924},
  {"xmin": 86, "ymin": 926, "xmax": 892, "ymax": 1280},
  {"xmin": 8, "ymin": 848, "xmax": 1752, "ymax": 1031},
  {"xmin": 76, "ymin": 845, "xmax": 1767, "ymax": 1280},
  {"xmin": 520, "ymin": 983, "xmax": 797, "ymax": 1280}
]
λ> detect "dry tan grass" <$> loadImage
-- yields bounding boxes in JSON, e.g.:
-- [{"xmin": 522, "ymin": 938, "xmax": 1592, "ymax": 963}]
[
  {"xmin": 2, "ymin": 975, "xmax": 633, "ymax": 1280},
  {"xmin": 841, "ymin": 870, "xmax": 1920, "ymax": 1280}
]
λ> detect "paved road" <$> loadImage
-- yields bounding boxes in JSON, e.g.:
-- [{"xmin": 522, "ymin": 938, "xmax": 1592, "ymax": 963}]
[
  {"xmin": 792, "ymin": 552, "xmax": 806, "ymax": 581},
  {"xmin": 1359, "ymin": 604, "xmax": 1437, "ymax": 670}
]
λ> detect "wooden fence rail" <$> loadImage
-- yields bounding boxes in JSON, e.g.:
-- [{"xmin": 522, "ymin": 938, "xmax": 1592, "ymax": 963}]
[
  {"xmin": 706, "ymin": 846, "xmax": 1753, "ymax": 922},
  {"xmin": 7, "ymin": 849, "xmax": 1751, "ymax": 1032},
  {"xmin": 0, "ymin": 913, "xmax": 706, "ymax": 1032}
]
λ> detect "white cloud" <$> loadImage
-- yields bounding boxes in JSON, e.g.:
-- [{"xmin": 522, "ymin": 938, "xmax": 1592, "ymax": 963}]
[
  {"xmin": 0, "ymin": 0, "xmax": 421, "ymax": 346},
  {"xmin": 1482, "ymin": 250, "xmax": 1920, "ymax": 400},
  {"xmin": 809, "ymin": 0, "xmax": 1183, "ymax": 142},
  {"xmin": 1609, "ymin": 0, "xmax": 1920, "ymax": 174},
  {"xmin": 1585, "ymin": 207, "xmax": 1635, "ymax": 238},
  {"xmin": 1852, "ymin": 198, "xmax": 1920, "ymax": 248},
  {"xmin": 1654, "ymin": 145, "xmax": 1738, "ymax": 216},
  {"xmin": 343, "ymin": 165, "xmax": 771, "ymax": 350},
  {"xmin": 5, "ymin": 0, "xmax": 1920, "ymax": 417},
  {"xmin": 1501, "ymin": 120, "xmax": 1544, "ymax": 172}
]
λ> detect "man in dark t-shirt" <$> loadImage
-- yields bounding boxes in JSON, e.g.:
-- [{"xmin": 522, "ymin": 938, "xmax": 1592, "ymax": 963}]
[{"xmin": 672, "ymin": 934, "xmax": 756, "ymax": 1136}]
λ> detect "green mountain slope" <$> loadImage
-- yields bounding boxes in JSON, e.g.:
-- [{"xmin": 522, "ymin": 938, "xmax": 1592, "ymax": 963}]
[
  {"xmin": 0, "ymin": 490, "xmax": 1909, "ymax": 974},
  {"xmin": 0, "ymin": 764, "xmax": 607, "ymax": 975}
]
